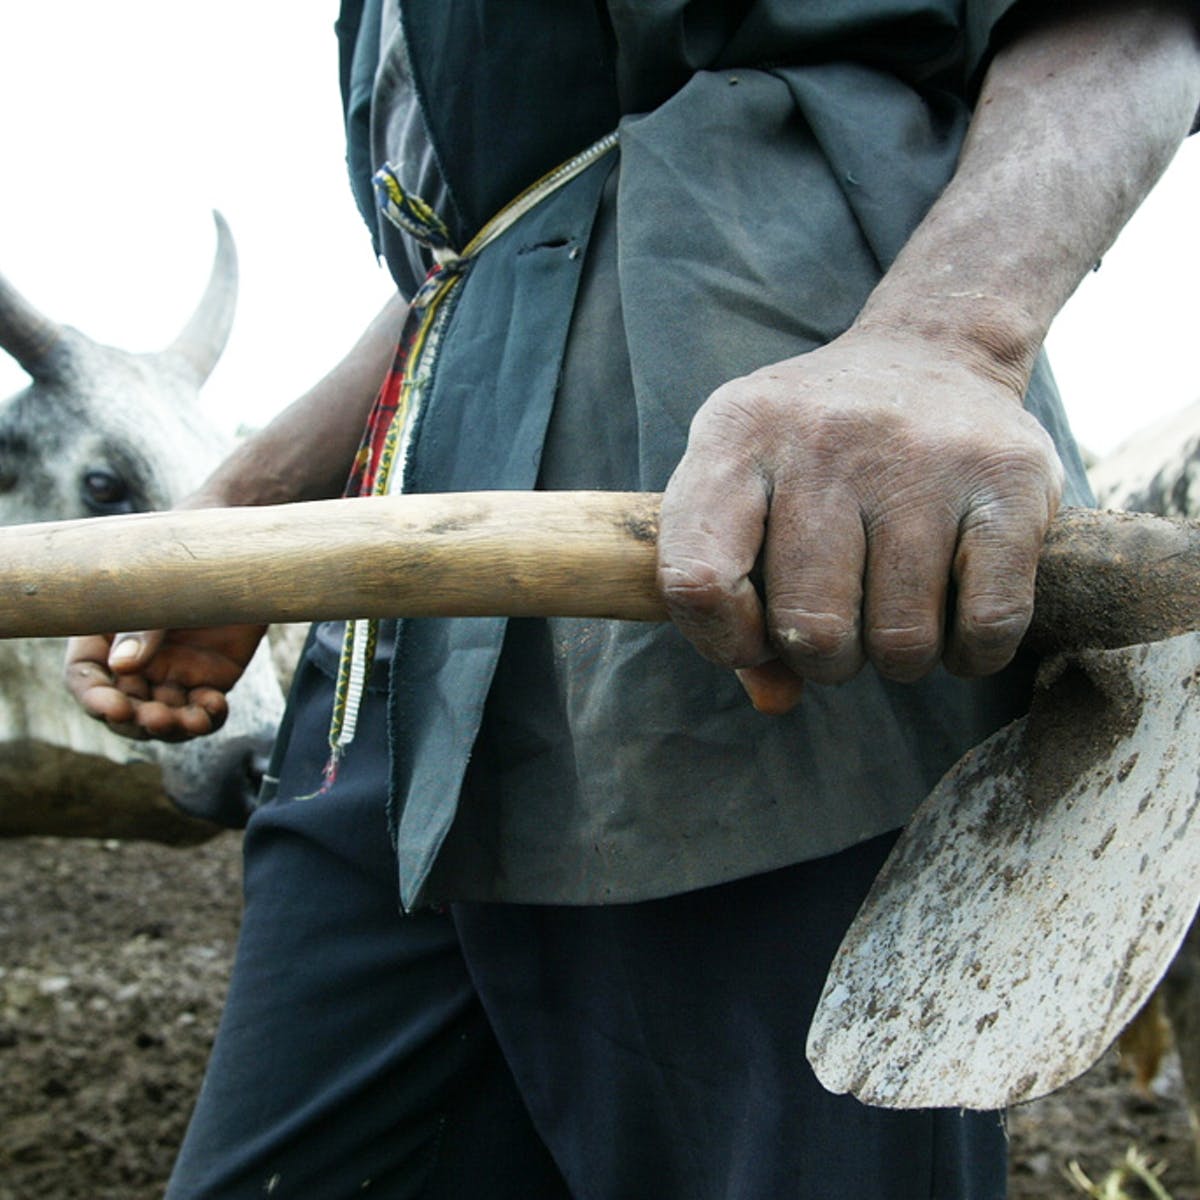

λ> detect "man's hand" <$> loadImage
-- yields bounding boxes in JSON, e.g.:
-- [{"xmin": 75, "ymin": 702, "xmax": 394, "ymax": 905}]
[
  {"xmin": 659, "ymin": 1, "xmax": 1199, "ymax": 714},
  {"xmin": 65, "ymin": 624, "xmax": 268, "ymax": 742},
  {"xmin": 658, "ymin": 325, "xmax": 1064, "ymax": 710}
]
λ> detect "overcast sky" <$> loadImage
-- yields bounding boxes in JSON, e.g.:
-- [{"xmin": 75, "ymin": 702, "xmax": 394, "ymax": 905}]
[
  {"xmin": 1, "ymin": 3, "xmax": 1197, "ymax": 459},
  {"xmin": 0, "ymin": 3, "xmax": 395, "ymax": 439}
]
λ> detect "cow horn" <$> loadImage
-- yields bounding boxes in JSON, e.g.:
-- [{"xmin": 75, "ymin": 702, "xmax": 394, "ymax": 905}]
[
  {"xmin": 162, "ymin": 211, "xmax": 238, "ymax": 384},
  {"xmin": 0, "ymin": 272, "xmax": 69, "ymax": 380}
]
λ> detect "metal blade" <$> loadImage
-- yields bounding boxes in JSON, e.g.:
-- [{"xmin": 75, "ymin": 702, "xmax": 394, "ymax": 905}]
[{"xmin": 806, "ymin": 633, "xmax": 1200, "ymax": 1109}]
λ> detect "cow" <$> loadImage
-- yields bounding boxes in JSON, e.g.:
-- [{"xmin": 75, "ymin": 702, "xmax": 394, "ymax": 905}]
[
  {"xmin": 0, "ymin": 213, "xmax": 285, "ymax": 843},
  {"xmin": 1089, "ymin": 399, "xmax": 1200, "ymax": 518},
  {"xmin": 1090, "ymin": 407, "xmax": 1200, "ymax": 1158}
]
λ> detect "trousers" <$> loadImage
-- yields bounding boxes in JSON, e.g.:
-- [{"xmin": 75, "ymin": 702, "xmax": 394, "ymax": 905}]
[{"xmin": 166, "ymin": 628, "xmax": 1007, "ymax": 1199}]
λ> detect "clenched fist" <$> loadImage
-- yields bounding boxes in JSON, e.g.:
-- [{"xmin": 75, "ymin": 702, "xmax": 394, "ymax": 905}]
[{"xmin": 658, "ymin": 325, "xmax": 1064, "ymax": 710}]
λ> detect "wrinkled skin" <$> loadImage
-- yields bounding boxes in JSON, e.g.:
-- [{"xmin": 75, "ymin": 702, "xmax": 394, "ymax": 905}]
[
  {"xmin": 659, "ymin": 326, "xmax": 1063, "ymax": 711},
  {"xmin": 660, "ymin": 1, "xmax": 1200, "ymax": 714}
]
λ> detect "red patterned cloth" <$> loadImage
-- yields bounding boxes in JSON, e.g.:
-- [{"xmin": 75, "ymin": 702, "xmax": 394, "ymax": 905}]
[{"xmin": 344, "ymin": 288, "xmax": 427, "ymax": 498}]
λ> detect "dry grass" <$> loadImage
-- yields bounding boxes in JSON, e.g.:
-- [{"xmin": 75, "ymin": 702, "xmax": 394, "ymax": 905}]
[{"xmin": 1065, "ymin": 1146, "xmax": 1175, "ymax": 1199}]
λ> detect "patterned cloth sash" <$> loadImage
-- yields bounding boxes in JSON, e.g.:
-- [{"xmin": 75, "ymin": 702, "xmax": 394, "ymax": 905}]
[{"xmin": 325, "ymin": 131, "xmax": 620, "ymax": 782}]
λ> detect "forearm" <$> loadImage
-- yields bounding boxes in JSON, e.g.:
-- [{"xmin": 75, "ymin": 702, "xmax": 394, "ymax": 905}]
[
  {"xmin": 857, "ymin": 1, "xmax": 1200, "ymax": 395},
  {"xmin": 188, "ymin": 291, "xmax": 408, "ymax": 509},
  {"xmin": 659, "ymin": 3, "xmax": 1199, "ymax": 699}
]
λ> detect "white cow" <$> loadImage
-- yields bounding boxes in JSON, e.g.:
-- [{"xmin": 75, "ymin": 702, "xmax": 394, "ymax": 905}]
[
  {"xmin": 1090, "ymin": 399, "xmax": 1200, "ymax": 518},
  {"xmin": 0, "ymin": 214, "xmax": 285, "ymax": 842},
  {"xmin": 1091, "ymin": 404, "xmax": 1200, "ymax": 1150}
]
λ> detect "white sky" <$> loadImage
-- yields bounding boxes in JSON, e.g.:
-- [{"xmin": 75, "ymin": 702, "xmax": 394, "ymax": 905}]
[
  {"xmin": 0, "ymin": 3, "xmax": 395, "ymax": 438},
  {"xmin": 1, "ymin": 3, "xmax": 1197, "ymax": 459}
]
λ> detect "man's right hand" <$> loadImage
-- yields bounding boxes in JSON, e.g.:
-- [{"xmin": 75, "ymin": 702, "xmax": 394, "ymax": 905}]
[{"xmin": 64, "ymin": 624, "xmax": 267, "ymax": 743}]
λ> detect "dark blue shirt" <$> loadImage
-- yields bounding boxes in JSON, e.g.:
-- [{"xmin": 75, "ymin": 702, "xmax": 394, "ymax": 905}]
[{"xmin": 336, "ymin": 0, "xmax": 1093, "ymax": 908}]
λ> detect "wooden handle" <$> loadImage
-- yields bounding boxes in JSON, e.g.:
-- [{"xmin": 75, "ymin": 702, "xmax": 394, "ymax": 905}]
[
  {"xmin": 0, "ymin": 491, "xmax": 667, "ymax": 636},
  {"xmin": 0, "ymin": 492, "xmax": 1194, "ymax": 652}
]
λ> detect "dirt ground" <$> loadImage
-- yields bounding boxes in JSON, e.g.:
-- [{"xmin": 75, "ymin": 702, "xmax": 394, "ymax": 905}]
[{"xmin": 1, "ymin": 834, "xmax": 1198, "ymax": 1200}]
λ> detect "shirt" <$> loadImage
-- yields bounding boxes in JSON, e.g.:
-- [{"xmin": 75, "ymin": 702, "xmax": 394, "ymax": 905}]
[{"xmin": 335, "ymin": 0, "xmax": 1094, "ymax": 909}]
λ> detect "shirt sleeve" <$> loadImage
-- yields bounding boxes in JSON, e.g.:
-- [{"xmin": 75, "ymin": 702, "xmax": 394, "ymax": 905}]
[{"xmin": 962, "ymin": 0, "xmax": 1025, "ymax": 88}]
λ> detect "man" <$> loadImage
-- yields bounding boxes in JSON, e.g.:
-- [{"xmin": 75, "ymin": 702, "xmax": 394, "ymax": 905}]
[{"xmin": 66, "ymin": 2, "xmax": 1200, "ymax": 1196}]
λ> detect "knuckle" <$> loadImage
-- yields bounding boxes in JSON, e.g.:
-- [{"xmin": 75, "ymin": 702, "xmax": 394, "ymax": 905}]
[
  {"xmin": 657, "ymin": 557, "xmax": 761, "ymax": 668},
  {"xmin": 658, "ymin": 558, "xmax": 738, "ymax": 618},
  {"xmin": 700, "ymin": 377, "xmax": 771, "ymax": 424},
  {"xmin": 686, "ymin": 392, "xmax": 765, "ymax": 459},
  {"xmin": 957, "ymin": 598, "xmax": 1031, "ymax": 657},
  {"xmin": 867, "ymin": 623, "xmax": 941, "ymax": 681},
  {"xmin": 770, "ymin": 610, "xmax": 859, "ymax": 675},
  {"xmin": 961, "ymin": 447, "xmax": 1063, "ymax": 520}
]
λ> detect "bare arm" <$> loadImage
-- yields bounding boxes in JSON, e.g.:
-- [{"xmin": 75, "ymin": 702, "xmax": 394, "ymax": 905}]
[
  {"xmin": 658, "ymin": 2, "xmax": 1200, "ymax": 712},
  {"xmin": 190, "ymin": 290, "xmax": 408, "ymax": 508}
]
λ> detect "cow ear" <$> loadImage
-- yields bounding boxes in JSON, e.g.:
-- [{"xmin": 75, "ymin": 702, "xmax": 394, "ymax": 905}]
[
  {"xmin": 0, "ymin": 272, "xmax": 69, "ymax": 380},
  {"xmin": 160, "ymin": 211, "xmax": 238, "ymax": 386}
]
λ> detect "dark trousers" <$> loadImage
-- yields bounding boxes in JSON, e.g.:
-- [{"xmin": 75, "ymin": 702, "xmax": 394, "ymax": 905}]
[{"xmin": 167, "ymin": 638, "xmax": 1006, "ymax": 1199}]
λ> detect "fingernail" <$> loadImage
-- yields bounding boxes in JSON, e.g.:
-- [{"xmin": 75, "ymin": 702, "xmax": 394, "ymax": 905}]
[{"xmin": 109, "ymin": 637, "xmax": 141, "ymax": 667}]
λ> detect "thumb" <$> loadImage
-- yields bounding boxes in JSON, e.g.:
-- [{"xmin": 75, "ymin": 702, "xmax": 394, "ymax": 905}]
[
  {"xmin": 735, "ymin": 660, "xmax": 806, "ymax": 715},
  {"xmin": 108, "ymin": 629, "xmax": 167, "ymax": 673}
]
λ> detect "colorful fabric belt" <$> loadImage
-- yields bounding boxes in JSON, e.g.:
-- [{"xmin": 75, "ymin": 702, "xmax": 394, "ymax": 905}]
[{"xmin": 325, "ymin": 130, "xmax": 620, "ymax": 781}]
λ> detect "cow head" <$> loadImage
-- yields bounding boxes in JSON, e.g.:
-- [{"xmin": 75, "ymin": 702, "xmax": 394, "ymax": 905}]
[{"xmin": 0, "ymin": 214, "xmax": 285, "ymax": 841}]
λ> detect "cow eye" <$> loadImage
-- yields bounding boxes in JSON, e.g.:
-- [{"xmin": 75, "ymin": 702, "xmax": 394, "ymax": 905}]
[{"xmin": 81, "ymin": 467, "xmax": 133, "ymax": 515}]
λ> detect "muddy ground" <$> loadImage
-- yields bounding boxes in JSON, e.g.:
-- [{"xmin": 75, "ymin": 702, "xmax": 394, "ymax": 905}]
[{"xmin": 1, "ymin": 834, "xmax": 1197, "ymax": 1200}]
